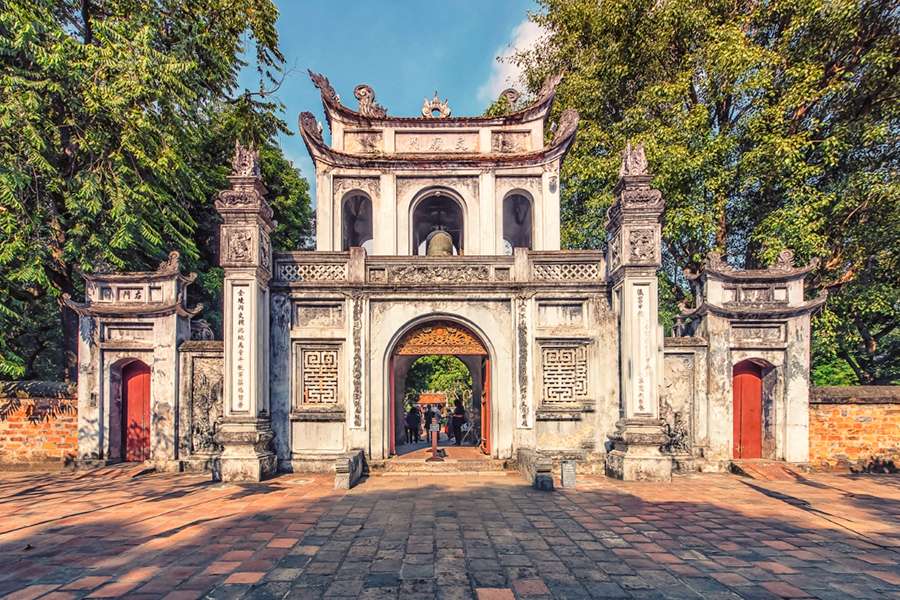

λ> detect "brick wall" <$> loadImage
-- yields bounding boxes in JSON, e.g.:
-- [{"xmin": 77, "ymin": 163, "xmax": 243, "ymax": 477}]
[
  {"xmin": 0, "ymin": 381, "xmax": 77, "ymax": 469},
  {"xmin": 809, "ymin": 386, "xmax": 900, "ymax": 472}
]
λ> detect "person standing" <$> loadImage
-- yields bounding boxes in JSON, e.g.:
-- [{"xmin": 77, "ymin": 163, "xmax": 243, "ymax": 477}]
[
  {"xmin": 413, "ymin": 406, "xmax": 422, "ymax": 443},
  {"xmin": 424, "ymin": 406, "xmax": 435, "ymax": 442},
  {"xmin": 405, "ymin": 407, "xmax": 418, "ymax": 445},
  {"xmin": 451, "ymin": 402, "xmax": 467, "ymax": 446}
]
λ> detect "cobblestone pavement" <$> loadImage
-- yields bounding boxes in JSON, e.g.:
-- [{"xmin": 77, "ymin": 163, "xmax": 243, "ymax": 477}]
[{"xmin": 0, "ymin": 469, "xmax": 898, "ymax": 599}]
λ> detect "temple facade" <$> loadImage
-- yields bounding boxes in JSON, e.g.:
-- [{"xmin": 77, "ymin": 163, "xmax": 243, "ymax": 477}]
[{"xmin": 67, "ymin": 72, "xmax": 826, "ymax": 483}]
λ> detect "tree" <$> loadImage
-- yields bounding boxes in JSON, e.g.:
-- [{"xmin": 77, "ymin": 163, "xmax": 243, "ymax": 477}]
[
  {"xmin": 405, "ymin": 356, "xmax": 473, "ymax": 406},
  {"xmin": 0, "ymin": 1, "xmax": 312, "ymax": 379},
  {"xmin": 512, "ymin": 0, "xmax": 899, "ymax": 384}
]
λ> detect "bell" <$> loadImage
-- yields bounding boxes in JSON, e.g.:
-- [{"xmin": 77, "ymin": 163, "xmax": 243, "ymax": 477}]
[{"xmin": 426, "ymin": 231, "xmax": 454, "ymax": 256}]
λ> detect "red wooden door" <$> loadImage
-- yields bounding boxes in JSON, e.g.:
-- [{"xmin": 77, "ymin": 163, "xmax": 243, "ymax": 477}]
[
  {"xmin": 480, "ymin": 357, "xmax": 491, "ymax": 455},
  {"xmin": 733, "ymin": 361, "xmax": 762, "ymax": 459},
  {"xmin": 389, "ymin": 357, "xmax": 396, "ymax": 456},
  {"xmin": 123, "ymin": 361, "xmax": 151, "ymax": 462}
]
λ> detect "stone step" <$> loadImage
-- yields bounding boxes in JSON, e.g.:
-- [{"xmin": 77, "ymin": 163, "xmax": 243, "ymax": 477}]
[
  {"xmin": 373, "ymin": 458, "xmax": 513, "ymax": 474},
  {"xmin": 73, "ymin": 462, "xmax": 155, "ymax": 481},
  {"xmin": 730, "ymin": 460, "xmax": 805, "ymax": 481}
]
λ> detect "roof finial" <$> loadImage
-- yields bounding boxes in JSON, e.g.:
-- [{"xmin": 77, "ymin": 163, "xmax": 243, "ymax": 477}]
[
  {"xmin": 619, "ymin": 141, "xmax": 649, "ymax": 177},
  {"xmin": 231, "ymin": 140, "xmax": 260, "ymax": 177},
  {"xmin": 422, "ymin": 91, "xmax": 451, "ymax": 118}
]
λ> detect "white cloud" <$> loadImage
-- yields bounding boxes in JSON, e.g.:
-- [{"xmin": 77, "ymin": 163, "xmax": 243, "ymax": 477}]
[{"xmin": 478, "ymin": 19, "xmax": 545, "ymax": 105}]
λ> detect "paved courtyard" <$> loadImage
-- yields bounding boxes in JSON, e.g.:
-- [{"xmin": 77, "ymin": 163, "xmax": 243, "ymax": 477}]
[{"xmin": 0, "ymin": 469, "xmax": 897, "ymax": 600}]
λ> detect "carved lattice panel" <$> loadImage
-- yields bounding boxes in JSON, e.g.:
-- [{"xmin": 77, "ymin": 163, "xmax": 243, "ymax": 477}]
[
  {"xmin": 532, "ymin": 263, "xmax": 600, "ymax": 281},
  {"xmin": 277, "ymin": 262, "xmax": 347, "ymax": 282},
  {"xmin": 541, "ymin": 344, "xmax": 589, "ymax": 405},
  {"xmin": 299, "ymin": 347, "xmax": 340, "ymax": 404}
]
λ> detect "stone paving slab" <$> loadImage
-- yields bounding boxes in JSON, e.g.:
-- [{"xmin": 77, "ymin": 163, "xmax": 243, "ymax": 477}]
[{"xmin": 0, "ymin": 469, "xmax": 897, "ymax": 599}]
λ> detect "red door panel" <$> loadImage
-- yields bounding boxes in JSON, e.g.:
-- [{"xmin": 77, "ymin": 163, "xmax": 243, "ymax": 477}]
[
  {"xmin": 480, "ymin": 357, "xmax": 491, "ymax": 455},
  {"xmin": 123, "ymin": 362, "xmax": 151, "ymax": 462},
  {"xmin": 733, "ymin": 362, "xmax": 762, "ymax": 459}
]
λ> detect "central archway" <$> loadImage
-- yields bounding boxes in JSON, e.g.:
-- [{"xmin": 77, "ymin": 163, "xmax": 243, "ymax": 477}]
[{"xmin": 388, "ymin": 319, "xmax": 491, "ymax": 457}]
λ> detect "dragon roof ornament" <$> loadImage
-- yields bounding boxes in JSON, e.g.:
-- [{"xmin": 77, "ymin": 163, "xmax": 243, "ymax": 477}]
[{"xmin": 354, "ymin": 84, "xmax": 387, "ymax": 118}]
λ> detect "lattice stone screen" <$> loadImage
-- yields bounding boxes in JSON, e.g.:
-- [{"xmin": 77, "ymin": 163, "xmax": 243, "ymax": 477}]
[
  {"xmin": 532, "ymin": 262, "xmax": 600, "ymax": 281},
  {"xmin": 277, "ymin": 262, "xmax": 347, "ymax": 282},
  {"xmin": 540, "ymin": 343, "xmax": 589, "ymax": 405},
  {"xmin": 297, "ymin": 346, "xmax": 340, "ymax": 404}
]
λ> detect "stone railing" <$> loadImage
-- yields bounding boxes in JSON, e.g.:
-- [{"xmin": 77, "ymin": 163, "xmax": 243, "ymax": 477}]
[{"xmin": 272, "ymin": 249, "xmax": 606, "ymax": 286}]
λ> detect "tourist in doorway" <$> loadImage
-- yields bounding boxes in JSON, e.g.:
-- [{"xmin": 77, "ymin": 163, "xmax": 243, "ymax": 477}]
[
  {"xmin": 413, "ymin": 405, "xmax": 422, "ymax": 443},
  {"xmin": 424, "ymin": 405, "xmax": 435, "ymax": 440},
  {"xmin": 405, "ymin": 407, "xmax": 418, "ymax": 445},
  {"xmin": 451, "ymin": 401, "xmax": 467, "ymax": 445}
]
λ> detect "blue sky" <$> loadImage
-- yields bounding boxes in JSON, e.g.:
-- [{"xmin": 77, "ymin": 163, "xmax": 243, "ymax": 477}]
[{"xmin": 239, "ymin": 0, "xmax": 540, "ymax": 185}]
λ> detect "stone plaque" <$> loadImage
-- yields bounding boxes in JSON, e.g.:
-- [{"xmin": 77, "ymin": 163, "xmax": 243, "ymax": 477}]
[
  {"xmin": 395, "ymin": 132, "xmax": 478, "ymax": 153},
  {"xmin": 294, "ymin": 303, "xmax": 344, "ymax": 328},
  {"xmin": 491, "ymin": 130, "xmax": 531, "ymax": 153},
  {"xmin": 102, "ymin": 323, "xmax": 153, "ymax": 342},
  {"xmin": 343, "ymin": 130, "xmax": 382, "ymax": 154},
  {"xmin": 538, "ymin": 302, "xmax": 584, "ymax": 328}
]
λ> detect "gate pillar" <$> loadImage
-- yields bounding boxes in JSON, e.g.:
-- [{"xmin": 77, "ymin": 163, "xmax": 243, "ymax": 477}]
[
  {"xmin": 214, "ymin": 142, "xmax": 276, "ymax": 481},
  {"xmin": 604, "ymin": 143, "xmax": 672, "ymax": 481}
]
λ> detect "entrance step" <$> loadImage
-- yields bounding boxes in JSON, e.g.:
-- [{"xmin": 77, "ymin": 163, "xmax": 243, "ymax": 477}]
[
  {"xmin": 730, "ymin": 460, "xmax": 806, "ymax": 481},
  {"xmin": 74, "ymin": 462, "xmax": 155, "ymax": 481},
  {"xmin": 373, "ymin": 458, "xmax": 512, "ymax": 475}
]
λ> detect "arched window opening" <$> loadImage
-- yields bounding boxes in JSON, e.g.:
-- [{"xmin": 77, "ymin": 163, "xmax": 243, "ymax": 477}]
[
  {"xmin": 412, "ymin": 194, "xmax": 464, "ymax": 255},
  {"xmin": 342, "ymin": 193, "xmax": 373, "ymax": 252},
  {"xmin": 502, "ymin": 193, "xmax": 532, "ymax": 255}
]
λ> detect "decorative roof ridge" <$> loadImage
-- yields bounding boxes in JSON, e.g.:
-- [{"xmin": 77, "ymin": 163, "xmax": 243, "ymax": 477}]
[
  {"xmin": 298, "ymin": 108, "xmax": 579, "ymax": 169},
  {"xmin": 307, "ymin": 69, "xmax": 563, "ymax": 128},
  {"xmin": 703, "ymin": 249, "xmax": 819, "ymax": 281},
  {"xmin": 681, "ymin": 293, "xmax": 827, "ymax": 320}
]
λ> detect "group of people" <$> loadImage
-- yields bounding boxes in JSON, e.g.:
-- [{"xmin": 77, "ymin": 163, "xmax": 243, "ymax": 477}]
[{"xmin": 404, "ymin": 402, "xmax": 468, "ymax": 446}]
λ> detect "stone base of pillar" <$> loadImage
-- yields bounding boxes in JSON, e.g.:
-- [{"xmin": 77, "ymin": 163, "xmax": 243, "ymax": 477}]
[
  {"xmin": 605, "ymin": 419, "xmax": 672, "ymax": 482},
  {"xmin": 215, "ymin": 417, "xmax": 277, "ymax": 482}
]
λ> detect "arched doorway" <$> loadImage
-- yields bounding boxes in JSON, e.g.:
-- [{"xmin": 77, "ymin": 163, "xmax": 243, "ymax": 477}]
[
  {"xmin": 388, "ymin": 320, "xmax": 490, "ymax": 456},
  {"xmin": 122, "ymin": 361, "xmax": 151, "ymax": 462},
  {"xmin": 733, "ymin": 360, "xmax": 763, "ymax": 459}
]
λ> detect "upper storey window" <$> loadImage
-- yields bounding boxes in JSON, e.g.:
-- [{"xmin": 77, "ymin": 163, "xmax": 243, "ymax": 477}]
[
  {"xmin": 412, "ymin": 194, "xmax": 464, "ymax": 255},
  {"xmin": 342, "ymin": 193, "xmax": 373, "ymax": 253},
  {"xmin": 502, "ymin": 193, "xmax": 532, "ymax": 255}
]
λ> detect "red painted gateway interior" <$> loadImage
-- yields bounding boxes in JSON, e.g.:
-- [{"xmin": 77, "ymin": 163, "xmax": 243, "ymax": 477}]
[
  {"xmin": 733, "ymin": 360, "xmax": 763, "ymax": 459},
  {"xmin": 123, "ymin": 361, "xmax": 151, "ymax": 462}
]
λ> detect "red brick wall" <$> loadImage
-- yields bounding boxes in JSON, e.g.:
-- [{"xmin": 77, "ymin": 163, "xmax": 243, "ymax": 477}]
[
  {"xmin": 809, "ymin": 386, "xmax": 900, "ymax": 472},
  {"xmin": 0, "ymin": 382, "xmax": 77, "ymax": 469}
]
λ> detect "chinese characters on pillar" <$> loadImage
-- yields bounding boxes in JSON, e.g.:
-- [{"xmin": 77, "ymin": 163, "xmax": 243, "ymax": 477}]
[{"xmin": 232, "ymin": 284, "xmax": 249, "ymax": 412}]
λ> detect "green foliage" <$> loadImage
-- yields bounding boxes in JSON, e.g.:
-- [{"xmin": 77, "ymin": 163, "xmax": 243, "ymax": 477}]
[
  {"xmin": 0, "ymin": 0, "xmax": 312, "ymax": 378},
  {"xmin": 404, "ymin": 355, "xmax": 473, "ymax": 405},
  {"xmin": 514, "ymin": 0, "xmax": 899, "ymax": 383}
]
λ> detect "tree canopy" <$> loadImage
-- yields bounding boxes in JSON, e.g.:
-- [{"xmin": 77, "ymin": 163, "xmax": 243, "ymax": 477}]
[
  {"xmin": 404, "ymin": 355, "xmax": 473, "ymax": 407},
  {"xmin": 0, "ymin": 0, "xmax": 312, "ymax": 379},
  {"xmin": 512, "ymin": 0, "xmax": 899, "ymax": 384}
]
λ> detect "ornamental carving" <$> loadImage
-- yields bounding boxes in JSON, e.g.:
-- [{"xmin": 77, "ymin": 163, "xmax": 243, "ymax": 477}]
[
  {"xmin": 396, "ymin": 176, "xmax": 477, "ymax": 200},
  {"xmin": 299, "ymin": 347, "xmax": 339, "ymax": 404},
  {"xmin": 354, "ymin": 84, "xmax": 387, "ymax": 118},
  {"xmin": 619, "ymin": 141, "xmax": 649, "ymax": 177},
  {"xmin": 628, "ymin": 228, "xmax": 656, "ymax": 263},
  {"xmin": 491, "ymin": 131, "xmax": 530, "ymax": 153},
  {"xmin": 499, "ymin": 88, "xmax": 521, "ymax": 108},
  {"xmin": 540, "ymin": 343, "xmax": 589, "ymax": 405},
  {"xmin": 230, "ymin": 141, "xmax": 260, "ymax": 177},
  {"xmin": 352, "ymin": 294, "xmax": 363, "ymax": 427},
  {"xmin": 608, "ymin": 232, "xmax": 621, "ymax": 271},
  {"xmin": 299, "ymin": 112, "xmax": 324, "ymax": 145},
  {"xmin": 309, "ymin": 69, "xmax": 339, "ymax": 104},
  {"xmin": 422, "ymin": 91, "xmax": 451, "ymax": 118},
  {"xmin": 395, "ymin": 321, "xmax": 486, "ymax": 356},
  {"xmin": 190, "ymin": 358, "xmax": 223, "ymax": 453},
  {"xmin": 497, "ymin": 176, "xmax": 541, "ymax": 194},
  {"xmin": 772, "ymin": 249, "xmax": 796, "ymax": 271},
  {"xmin": 517, "ymin": 297, "xmax": 529, "ymax": 427},
  {"xmin": 228, "ymin": 229, "xmax": 253, "ymax": 262},
  {"xmin": 389, "ymin": 265, "xmax": 490, "ymax": 284},
  {"xmin": 190, "ymin": 319, "xmax": 214, "ymax": 341},
  {"xmin": 532, "ymin": 262, "xmax": 601, "ymax": 281},
  {"xmin": 333, "ymin": 176, "xmax": 380, "ymax": 200},
  {"xmin": 621, "ymin": 187, "xmax": 662, "ymax": 205},
  {"xmin": 277, "ymin": 262, "xmax": 347, "ymax": 282},
  {"xmin": 538, "ymin": 72, "xmax": 564, "ymax": 99},
  {"xmin": 259, "ymin": 234, "xmax": 271, "ymax": 271},
  {"xmin": 217, "ymin": 189, "xmax": 260, "ymax": 207},
  {"xmin": 661, "ymin": 399, "xmax": 691, "ymax": 454}
]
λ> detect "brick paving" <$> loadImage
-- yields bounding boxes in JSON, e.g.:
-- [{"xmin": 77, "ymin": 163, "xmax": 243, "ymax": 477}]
[{"xmin": 0, "ymin": 469, "xmax": 897, "ymax": 599}]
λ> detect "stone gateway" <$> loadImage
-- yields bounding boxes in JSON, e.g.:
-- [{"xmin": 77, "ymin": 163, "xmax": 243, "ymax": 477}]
[{"xmin": 67, "ymin": 72, "xmax": 826, "ymax": 482}]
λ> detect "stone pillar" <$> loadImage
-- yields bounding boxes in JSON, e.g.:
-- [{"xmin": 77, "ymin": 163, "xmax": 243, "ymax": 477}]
[
  {"xmin": 605, "ymin": 143, "xmax": 672, "ymax": 481},
  {"xmin": 214, "ymin": 142, "xmax": 277, "ymax": 481}
]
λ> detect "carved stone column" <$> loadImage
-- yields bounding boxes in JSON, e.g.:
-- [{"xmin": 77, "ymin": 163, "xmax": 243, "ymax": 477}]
[
  {"xmin": 605, "ymin": 143, "xmax": 672, "ymax": 481},
  {"xmin": 214, "ymin": 142, "xmax": 276, "ymax": 481}
]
